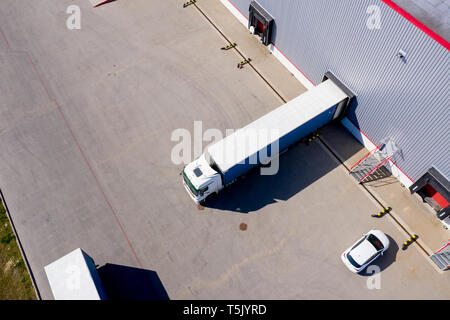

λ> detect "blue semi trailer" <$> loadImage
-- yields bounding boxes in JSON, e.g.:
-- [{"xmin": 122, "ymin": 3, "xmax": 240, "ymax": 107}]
[{"xmin": 182, "ymin": 78, "xmax": 350, "ymax": 203}]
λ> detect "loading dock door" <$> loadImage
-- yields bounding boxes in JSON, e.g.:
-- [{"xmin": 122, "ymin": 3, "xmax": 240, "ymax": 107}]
[
  {"xmin": 249, "ymin": 1, "xmax": 274, "ymax": 46},
  {"xmin": 322, "ymin": 71, "xmax": 356, "ymax": 120},
  {"xmin": 410, "ymin": 167, "xmax": 450, "ymax": 220}
]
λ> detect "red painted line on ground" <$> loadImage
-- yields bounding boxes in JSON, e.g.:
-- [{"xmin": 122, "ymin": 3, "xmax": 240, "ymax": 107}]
[
  {"xmin": 382, "ymin": 0, "xmax": 450, "ymax": 51},
  {"xmin": 54, "ymin": 101, "xmax": 143, "ymax": 269},
  {"xmin": 93, "ymin": 0, "xmax": 112, "ymax": 8},
  {"xmin": 0, "ymin": 26, "xmax": 143, "ymax": 269},
  {"xmin": 0, "ymin": 27, "xmax": 11, "ymax": 49}
]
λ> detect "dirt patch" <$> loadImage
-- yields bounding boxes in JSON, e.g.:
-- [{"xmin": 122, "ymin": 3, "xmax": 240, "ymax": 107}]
[
  {"xmin": 0, "ymin": 196, "xmax": 36, "ymax": 299},
  {"xmin": 239, "ymin": 223, "xmax": 248, "ymax": 231},
  {"xmin": 3, "ymin": 259, "xmax": 13, "ymax": 272}
]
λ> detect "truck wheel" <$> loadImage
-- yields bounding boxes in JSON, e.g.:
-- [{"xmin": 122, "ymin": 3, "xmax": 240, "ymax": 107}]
[{"xmin": 204, "ymin": 192, "xmax": 218, "ymax": 203}]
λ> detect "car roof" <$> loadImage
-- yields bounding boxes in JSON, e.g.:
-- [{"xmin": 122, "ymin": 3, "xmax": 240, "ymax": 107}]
[{"xmin": 350, "ymin": 239, "xmax": 378, "ymax": 266}]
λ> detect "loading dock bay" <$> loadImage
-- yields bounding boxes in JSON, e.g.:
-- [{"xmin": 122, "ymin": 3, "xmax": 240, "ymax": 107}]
[{"xmin": 0, "ymin": 0, "xmax": 448, "ymax": 299}]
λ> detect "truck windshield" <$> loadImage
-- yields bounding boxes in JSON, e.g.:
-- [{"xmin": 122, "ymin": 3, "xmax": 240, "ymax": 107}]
[{"xmin": 183, "ymin": 170, "xmax": 198, "ymax": 196}]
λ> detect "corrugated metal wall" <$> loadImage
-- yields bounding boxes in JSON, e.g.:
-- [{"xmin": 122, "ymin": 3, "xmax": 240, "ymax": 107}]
[{"xmin": 227, "ymin": 0, "xmax": 450, "ymax": 182}]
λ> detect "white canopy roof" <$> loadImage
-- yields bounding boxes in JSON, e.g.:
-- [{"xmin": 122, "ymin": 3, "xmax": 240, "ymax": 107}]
[{"xmin": 44, "ymin": 248, "xmax": 107, "ymax": 300}]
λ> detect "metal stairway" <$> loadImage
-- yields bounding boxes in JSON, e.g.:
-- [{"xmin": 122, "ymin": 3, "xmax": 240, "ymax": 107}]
[
  {"xmin": 349, "ymin": 144, "xmax": 392, "ymax": 184},
  {"xmin": 430, "ymin": 241, "xmax": 450, "ymax": 271}
]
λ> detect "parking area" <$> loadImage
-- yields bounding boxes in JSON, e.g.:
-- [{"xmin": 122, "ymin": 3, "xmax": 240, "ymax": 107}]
[{"xmin": 0, "ymin": 0, "xmax": 448, "ymax": 299}]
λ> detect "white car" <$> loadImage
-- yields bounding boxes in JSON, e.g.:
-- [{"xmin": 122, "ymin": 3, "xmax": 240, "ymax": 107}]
[{"xmin": 341, "ymin": 229, "xmax": 390, "ymax": 273}]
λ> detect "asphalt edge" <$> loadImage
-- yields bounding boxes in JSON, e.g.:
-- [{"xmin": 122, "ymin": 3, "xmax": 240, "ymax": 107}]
[{"xmin": 0, "ymin": 188, "xmax": 42, "ymax": 299}]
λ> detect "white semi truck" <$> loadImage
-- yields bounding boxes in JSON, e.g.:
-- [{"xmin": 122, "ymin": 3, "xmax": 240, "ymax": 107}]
[{"xmin": 182, "ymin": 77, "xmax": 352, "ymax": 204}]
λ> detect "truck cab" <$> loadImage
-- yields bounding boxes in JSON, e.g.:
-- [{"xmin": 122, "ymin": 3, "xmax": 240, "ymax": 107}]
[
  {"xmin": 181, "ymin": 76, "xmax": 354, "ymax": 204},
  {"xmin": 182, "ymin": 153, "xmax": 222, "ymax": 204}
]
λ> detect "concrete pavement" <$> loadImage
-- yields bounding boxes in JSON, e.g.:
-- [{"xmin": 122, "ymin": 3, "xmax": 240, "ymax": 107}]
[
  {"xmin": 0, "ymin": 0, "xmax": 448, "ymax": 299},
  {"xmin": 320, "ymin": 123, "xmax": 450, "ymax": 255}
]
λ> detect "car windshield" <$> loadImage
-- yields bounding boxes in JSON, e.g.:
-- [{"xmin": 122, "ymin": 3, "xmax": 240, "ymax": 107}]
[
  {"xmin": 367, "ymin": 234, "xmax": 384, "ymax": 251},
  {"xmin": 183, "ymin": 170, "xmax": 198, "ymax": 196},
  {"xmin": 346, "ymin": 253, "xmax": 361, "ymax": 269}
]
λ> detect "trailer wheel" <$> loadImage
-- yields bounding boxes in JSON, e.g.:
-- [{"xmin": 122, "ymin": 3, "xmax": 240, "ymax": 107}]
[{"xmin": 202, "ymin": 192, "xmax": 218, "ymax": 204}]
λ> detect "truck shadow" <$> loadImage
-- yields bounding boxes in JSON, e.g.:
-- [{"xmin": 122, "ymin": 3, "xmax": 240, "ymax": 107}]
[
  {"xmin": 203, "ymin": 123, "xmax": 365, "ymax": 213},
  {"xmin": 97, "ymin": 263, "xmax": 170, "ymax": 300},
  {"xmin": 358, "ymin": 234, "xmax": 399, "ymax": 276}
]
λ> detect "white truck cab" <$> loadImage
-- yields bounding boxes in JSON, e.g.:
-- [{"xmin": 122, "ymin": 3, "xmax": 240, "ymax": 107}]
[
  {"xmin": 182, "ymin": 153, "xmax": 222, "ymax": 204},
  {"xmin": 181, "ymin": 78, "xmax": 352, "ymax": 204}
]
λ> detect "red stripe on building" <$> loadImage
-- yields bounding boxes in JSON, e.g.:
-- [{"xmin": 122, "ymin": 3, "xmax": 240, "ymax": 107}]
[
  {"xmin": 382, "ymin": 0, "xmax": 450, "ymax": 50},
  {"xmin": 226, "ymin": 0, "xmax": 415, "ymax": 183}
]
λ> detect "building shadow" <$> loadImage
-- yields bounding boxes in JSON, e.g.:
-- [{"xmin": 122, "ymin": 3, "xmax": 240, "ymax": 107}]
[
  {"xmin": 365, "ymin": 175, "xmax": 398, "ymax": 188},
  {"xmin": 202, "ymin": 132, "xmax": 347, "ymax": 213},
  {"xmin": 202, "ymin": 120, "xmax": 380, "ymax": 214},
  {"xmin": 359, "ymin": 234, "xmax": 399, "ymax": 276},
  {"xmin": 93, "ymin": 0, "xmax": 118, "ymax": 7},
  {"xmin": 361, "ymin": 166, "xmax": 393, "ymax": 184},
  {"xmin": 97, "ymin": 263, "xmax": 170, "ymax": 300},
  {"xmin": 321, "ymin": 122, "xmax": 401, "ymax": 189}
]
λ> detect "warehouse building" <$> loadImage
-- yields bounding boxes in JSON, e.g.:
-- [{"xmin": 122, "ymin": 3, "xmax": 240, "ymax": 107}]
[{"xmin": 219, "ymin": 0, "xmax": 449, "ymax": 227}]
